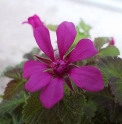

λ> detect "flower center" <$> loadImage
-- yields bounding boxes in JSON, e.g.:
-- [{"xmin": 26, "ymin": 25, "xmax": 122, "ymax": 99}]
[{"xmin": 52, "ymin": 59, "xmax": 67, "ymax": 75}]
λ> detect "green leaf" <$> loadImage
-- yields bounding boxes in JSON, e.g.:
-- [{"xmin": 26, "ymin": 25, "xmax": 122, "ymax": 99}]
[
  {"xmin": 16, "ymin": 61, "xmax": 25, "ymax": 68},
  {"xmin": 96, "ymin": 57, "xmax": 122, "ymax": 106},
  {"xmin": 59, "ymin": 93, "xmax": 85, "ymax": 124},
  {"xmin": 96, "ymin": 56, "xmax": 122, "ymax": 86},
  {"xmin": 3, "ymin": 80, "xmax": 25, "ymax": 99},
  {"xmin": 23, "ymin": 47, "xmax": 40, "ymax": 60},
  {"xmin": 0, "ymin": 115, "xmax": 12, "ymax": 124},
  {"xmin": 109, "ymin": 103, "xmax": 122, "ymax": 123},
  {"xmin": 73, "ymin": 30, "xmax": 88, "ymax": 46},
  {"xmin": 0, "ymin": 91, "xmax": 25, "ymax": 114},
  {"xmin": 12, "ymin": 114, "xmax": 23, "ymax": 124},
  {"xmin": 86, "ymin": 88, "xmax": 114, "ymax": 123},
  {"xmin": 22, "ymin": 92, "xmax": 42, "ymax": 124},
  {"xmin": 96, "ymin": 56, "xmax": 122, "ymax": 78},
  {"xmin": 109, "ymin": 77, "xmax": 122, "ymax": 106},
  {"xmin": 94, "ymin": 37, "xmax": 110, "ymax": 50},
  {"xmin": 79, "ymin": 20, "xmax": 91, "ymax": 33},
  {"xmin": 0, "ymin": 102, "xmax": 25, "ymax": 124},
  {"xmin": 1, "ymin": 66, "xmax": 13, "ymax": 76},
  {"xmin": 47, "ymin": 24, "xmax": 57, "ymax": 31},
  {"xmin": 70, "ymin": 20, "xmax": 91, "ymax": 48},
  {"xmin": 3, "ymin": 66, "xmax": 25, "ymax": 99},
  {"xmin": 83, "ymin": 100, "xmax": 97, "ymax": 119},
  {"xmin": 87, "ymin": 87, "xmax": 114, "ymax": 108},
  {"xmin": 23, "ymin": 92, "xmax": 86, "ymax": 124},
  {"xmin": 23, "ymin": 92, "xmax": 62, "ymax": 124},
  {"xmin": 72, "ymin": 25, "xmax": 90, "ymax": 47},
  {"xmin": 98, "ymin": 46, "xmax": 120, "ymax": 57},
  {"xmin": 3, "ymin": 67, "xmax": 23, "ymax": 80},
  {"xmin": 12, "ymin": 92, "xmax": 26, "ymax": 124}
]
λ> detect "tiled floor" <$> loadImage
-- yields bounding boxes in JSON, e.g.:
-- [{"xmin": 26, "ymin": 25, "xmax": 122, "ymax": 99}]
[{"xmin": 0, "ymin": 0, "xmax": 122, "ymax": 95}]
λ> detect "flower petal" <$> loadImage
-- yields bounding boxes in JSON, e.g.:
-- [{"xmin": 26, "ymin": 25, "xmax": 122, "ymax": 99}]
[
  {"xmin": 23, "ymin": 60, "xmax": 47, "ymax": 78},
  {"xmin": 25, "ymin": 72, "xmax": 52, "ymax": 92},
  {"xmin": 67, "ymin": 39, "xmax": 98, "ymax": 63},
  {"xmin": 22, "ymin": 14, "xmax": 43, "ymax": 28},
  {"xmin": 69, "ymin": 66, "xmax": 104, "ymax": 92},
  {"xmin": 34, "ymin": 26, "xmax": 55, "ymax": 61},
  {"xmin": 40, "ymin": 77, "xmax": 64, "ymax": 108},
  {"xmin": 56, "ymin": 21, "xmax": 76, "ymax": 59}
]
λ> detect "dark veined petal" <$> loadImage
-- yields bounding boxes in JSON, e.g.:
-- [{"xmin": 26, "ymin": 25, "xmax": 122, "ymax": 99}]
[
  {"xmin": 56, "ymin": 21, "xmax": 76, "ymax": 59},
  {"xmin": 34, "ymin": 55, "xmax": 52, "ymax": 67},
  {"xmin": 23, "ymin": 60, "xmax": 48, "ymax": 78},
  {"xmin": 34, "ymin": 26, "xmax": 55, "ymax": 61},
  {"xmin": 67, "ymin": 39, "xmax": 98, "ymax": 63},
  {"xmin": 69, "ymin": 66, "xmax": 104, "ymax": 92},
  {"xmin": 25, "ymin": 72, "xmax": 52, "ymax": 92},
  {"xmin": 40, "ymin": 77, "xmax": 64, "ymax": 108},
  {"xmin": 22, "ymin": 14, "xmax": 43, "ymax": 28},
  {"xmin": 64, "ymin": 75, "xmax": 74, "ymax": 91}
]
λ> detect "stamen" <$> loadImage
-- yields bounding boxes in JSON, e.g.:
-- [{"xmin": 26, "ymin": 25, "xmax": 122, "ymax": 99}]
[{"xmin": 52, "ymin": 60, "xmax": 67, "ymax": 75}]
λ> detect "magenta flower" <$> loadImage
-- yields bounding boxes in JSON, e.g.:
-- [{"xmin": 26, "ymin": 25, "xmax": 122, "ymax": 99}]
[
  {"xmin": 22, "ymin": 14, "xmax": 43, "ymax": 28},
  {"xmin": 23, "ymin": 15, "xmax": 104, "ymax": 108},
  {"xmin": 109, "ymin": 37, "xmax": 115, "ymax": 45}
]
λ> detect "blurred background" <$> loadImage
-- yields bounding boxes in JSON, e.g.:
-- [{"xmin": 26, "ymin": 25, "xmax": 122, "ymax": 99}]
[{"xmin": 0, "ymin": 0, "xmax": 122, "ymax": 95}]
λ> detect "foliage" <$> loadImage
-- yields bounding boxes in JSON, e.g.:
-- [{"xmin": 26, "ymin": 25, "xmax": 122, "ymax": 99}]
[
  {"xmin": 72, "ymin": 20, "xmax": 91, "ymax": 46},
  {"xmin": 3, "ymin": 66, "xmax": 26, "ymax": 99},
  {"xmin": 0, "ymin": 91, "xmax": 26, "ymax": 124},
  {"xmin": 23, "ymin": 91, "xmax": 98, "ymax": 124},
  {"xmin": 94, "ymin": 37, "xmax": 109, "ymax": 50},
  {"xmin": 23, "ymin": 47, "xmax": 40, "ymax": 60},
  {"xmin": 4, "ymin": 68, "xmax": 23, "ymax": 80},
  {"xmin": 47, "ymin": 24, "xmax": 57, "ymax": 31},
  {"xmin": 94, "ymin": 37, "xmax": 120, "ymax": 56}
]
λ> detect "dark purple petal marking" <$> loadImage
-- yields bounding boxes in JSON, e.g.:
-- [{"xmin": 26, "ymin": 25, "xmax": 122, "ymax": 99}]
[
  {"xmin": 64, "ymin": 75, "xmax": 74, "ymax": 91},
  {"xmin": 34, "ymin": 55, "xmax": 52, "ymax": 67}
]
